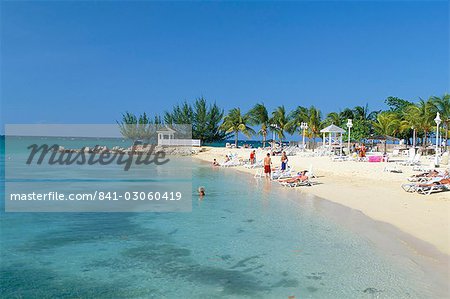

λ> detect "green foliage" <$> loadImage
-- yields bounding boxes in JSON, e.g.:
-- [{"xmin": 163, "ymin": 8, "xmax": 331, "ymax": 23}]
[
  {"xmin": 385, "ymin": 96, "xmax": 413, "ymax": 112},
  {"xmin": 220, "ymin": 108, "xmax": 255, "ymax": 146},
  {"xmin": 270, "ymin": 106, "xmax": 289, "ymax": 141},
  {"xmin": 373, "ymin": 112, "xmax": 400, "ymax": 136},
  {"xmin": 118, "ymin": 93, "xmax": 449, "ymax": 149},
  {"xmin": 164, "ymin": 102, "xmax": 193, "ymax": 125},
  {"xmin": 164, "ymin": 97, "xmax": 229, "ymax": 143},
  {"xmin": 248, "ymin": 103, "xmax": 270, "ymax": 147},
  {"xmin": 286, "ymin": 106, "xmax": 309, "ymax": 135},
  {"xmin": 324, "ymin": 112, "xmax": 341, "ymax": 127},
  {"xmin": 287, "ymin": 105, "xmax": 322, "ymax": 148},
  {"xmin": 116, "ymin": 112, "xmax": 154, "ymax": 141},
  {"xmin": 349, "ymin": 119, "xmax": 371, "ymax": 142},
  {"xmin": 432, "ymin": 94, "xmax": 450, "ymax": 148}
]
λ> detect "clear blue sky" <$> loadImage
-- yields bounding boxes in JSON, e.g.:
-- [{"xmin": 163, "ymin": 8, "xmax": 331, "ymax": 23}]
[{"xmin": 1, "ymin": 1, "xmax": 449, "ymax": 134}]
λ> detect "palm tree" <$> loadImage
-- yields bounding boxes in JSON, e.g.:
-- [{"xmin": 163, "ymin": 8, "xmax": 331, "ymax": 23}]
[
  {"xmin": 353, "ymin": 104, "xmax": 378, "ymax": 121},
  {"xmin": 306, "ymin": 106, "xmax": 322, "ymax": 150},
  {"xmin": 220, "ymin": 108, "xmax": 255, "ymax": 147},
  {"xmin": 432, "ymin": 93, "xmax": 450, "ymax": 149},
  {"xmin": 248, "ymin": 103, "xmax": 270, "ymax": 147},
  {"xmin": 286, "ymin": 105, "xmax": 309, "ymax": 142},
  {"xmin": 415, "ymin": 98, "xmax": 437, "ymax": 146},
  {"xmin": 373, "ymin": 111, "xmax": 400, "ymax": 153},
  {"xmin": 324, "ymin": 112, "xmax": 341, "ymax": 126},
  {"xmin": 339, "ymin": 108, "xmax": 355, "ymax": 121},
  {"xmin": 270, "ymin": 106, "xmax": 289, "ymax": 142},
  {"xmin": 400, "ymin": 104, "xmax": 421, "ymax": 147}
]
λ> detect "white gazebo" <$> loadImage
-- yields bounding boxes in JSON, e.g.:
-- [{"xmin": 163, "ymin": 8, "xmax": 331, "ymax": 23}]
[
  {"xmin": 157, "ymin": 127, "xmax": 176, "ymax": 144},
  {"xmin": 157, "ymin": 126, "xmax": 201, "ymax": 146},
  {"xmin": 320, "ymin": 124, "xmax": 346, "ymax": 155}
]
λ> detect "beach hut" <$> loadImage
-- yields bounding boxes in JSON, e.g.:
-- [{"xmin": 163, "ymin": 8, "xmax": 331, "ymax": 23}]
[
  {"xmin": 320, "ymin": 124, "xmax": 346, "ymax": 155},
  {"xmin": 157, "ymin": 126, "xmax": 201, "ymax": 146},
  {"xmin": 157, "ymin": 127, "xmax": 176, "ymax": 145}
]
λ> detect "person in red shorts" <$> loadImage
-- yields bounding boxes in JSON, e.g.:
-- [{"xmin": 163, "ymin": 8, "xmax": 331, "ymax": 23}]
[
  {"xmin": 264, "ymin": 152, "xmax": 272, "ymax": 179},
  {"xmin": 250, "ymin": 150, "xmax": 256, "ymax": 164}
]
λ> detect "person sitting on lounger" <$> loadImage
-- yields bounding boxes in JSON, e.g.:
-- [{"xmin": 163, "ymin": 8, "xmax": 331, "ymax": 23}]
[
  {"xmin": 359, "ymin": 144, "xmax": 366, "ymax": 158},
  {"xmin": 278, "ymin": 171, "xmax": 309, "ymax": 183},
  {"xmin": 417, "ymin": 178, "xmax": 450, "ymax": 187},
  {"xmin": 411, "ymin": 170, "xmax": 440, "ymax": 178}
]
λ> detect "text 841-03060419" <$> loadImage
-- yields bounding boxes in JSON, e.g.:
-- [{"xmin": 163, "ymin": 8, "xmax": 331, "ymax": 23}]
[{"xmin": 97, "ymin": 191, "xmax": 183, "ymax": 201}]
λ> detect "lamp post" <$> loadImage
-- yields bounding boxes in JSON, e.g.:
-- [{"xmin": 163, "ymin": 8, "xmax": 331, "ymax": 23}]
[
  {"xmin": 434, "ymin": 112, "xmax": 441, "ymax": 166},
  {"xmin": 300, "ymin": 122, "xmax": 308, "ymax": 151},
  {"xmin": 411, "ymin": 126, "xmax": 416, "ymax": 153},
  {"xmin": 270, "ymin": 124, "xmax": 278, "ymax": 149},
  {"xmin": 346, "ymin": 119, "xmax": 353, "ymax": 155}
]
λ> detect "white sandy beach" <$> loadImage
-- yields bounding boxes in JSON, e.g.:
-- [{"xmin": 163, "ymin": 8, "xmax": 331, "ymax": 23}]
[{"xmin": 195, "ymin": 146, "xmax": 450, "ymax": 256}]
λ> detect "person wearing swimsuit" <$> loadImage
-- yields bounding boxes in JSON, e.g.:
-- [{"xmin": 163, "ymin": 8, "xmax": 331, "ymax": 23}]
[
  {"xmin": 264, "ymin": 153, "xmax": 272, "ymax": 179},
  {"xmin": 281, "ymin": 151, "xmax": 288, "ymax": 171}
]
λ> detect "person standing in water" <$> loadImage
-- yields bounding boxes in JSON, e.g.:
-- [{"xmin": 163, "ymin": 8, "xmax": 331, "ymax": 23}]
[{"xmin": 264, "ymin": 153, "xmax": 272, "ymax": 179}]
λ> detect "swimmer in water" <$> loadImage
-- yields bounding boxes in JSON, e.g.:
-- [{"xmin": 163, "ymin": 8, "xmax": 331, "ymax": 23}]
[{"xmin": 198, "ymin": 186, "xmax": 205, "ymax": 199}]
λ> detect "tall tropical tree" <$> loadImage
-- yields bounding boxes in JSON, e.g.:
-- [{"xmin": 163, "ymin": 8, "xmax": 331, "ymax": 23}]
[
  {"xmin": 306, "ymin": 106, "xmax": 322, "ymax": 150},
  {"xmin": 270, "ymin": 106, "xmax": 289, "ymax": 142},
  {"xmin": 385, "ymin": 96, "xmax": 413, "ymax": 113},
  {"xmin": 373, "ymin": 111, "xmax": 400, "ymax": 153},
  {"xmin": 349, "ymin": 104, "xmax": 379, "ymax": 142},
  {"xmin": 324, "ymin": 112, "xmax": 341, "ymax": 126},
  {"xmin": 432, "ymin": 93, "xmax": 450, "ymax": 149},
  {"xmin": 164, "ymin": 98, "xmax": 228, "ymax": 143},
  {"xmin": 164, "ymin": 102, "xmax": 193, "ymax": 125},
  {"xmin": 415, "ymin": 98, "xmax": 437, "ymax": 146},
  {"xmin": 353, "ymin": 104, "xmax": 378, "ymax": 121},
  {"xmin": 117, "ymin": 112, "xmax": 153, "ymax": 142},
  {"xmin": 248, "ymin": 103, "xmax": 270, "ymax": 147},
  {"xmin": 286, "ymin": 105, "xmax": 309, "ymax": 142},
  {"xmin": 220, "ymin": 108, "xmax": 255, "ymax": 147},
  {"xmin": 192, "ymin": 97, "xmax": 228, "ymax": 143},
  {"xmin": 339, "ymin": 108, "xmax": 354, "ymax": 121},
  {"xmin": 400, "ymin": 104, "xmax": 421, "ymax": 146},
  {"xmin": 204, "ymin": 101, "xmax": 229, "ymax": 143}
]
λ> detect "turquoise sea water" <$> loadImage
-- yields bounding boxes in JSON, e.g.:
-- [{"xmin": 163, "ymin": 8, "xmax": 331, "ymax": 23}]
[{"xmin": 0, "ymin": 137, "xmax": 448, "ymax": 298}]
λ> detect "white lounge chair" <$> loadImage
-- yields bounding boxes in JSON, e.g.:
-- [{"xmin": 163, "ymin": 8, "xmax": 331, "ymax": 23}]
[
  {"xmin": 384, "ymin": 163, "xmax": 402, "ymax": 173},
  {"xmin": 245, "ymin": 159, "xmax": 263, "ymax": 169},
  {"xmin": 271, "ymin": 166, "xmax": 294, "ymax": 180},
  {"xmin": 332, "ymin": 155, "xmax": 348, "ymax": 162},
  {"xmin": 221, "ymin": 159, "xmax": 240, "ymax": 167},
  {"xmin": 280, "ymin": 179, "xmax": 312, "ymax": 188},
  {"xmin": 401, "ymin": 183, "xmax": 418, "ymax": 193},
  {"xmin": 399, "ymin": 153, "xmax": 420, "ymax": 166},
  {"xmin": 308, "ymin": 165, "xmax": 316, "ymax": 179},
  {"xmin": 416, "ymin": 184, "xmax": 449, "ymax": 195}
]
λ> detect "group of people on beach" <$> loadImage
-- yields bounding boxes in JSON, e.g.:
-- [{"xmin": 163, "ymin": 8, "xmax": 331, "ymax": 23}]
[
  {"xmin": 214, "ymin": 150, "xmax": 290, "ymax": 180},
  {"xmin": 351, "ymin": 143, "xmax": 367, "ymax": 158},
  {"xmin": 263, "ymin": 151, "xmax": 289, "ymax": 178}
]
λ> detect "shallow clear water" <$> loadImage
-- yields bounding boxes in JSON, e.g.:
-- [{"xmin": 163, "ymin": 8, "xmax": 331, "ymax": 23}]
[{"xmin": 0, "ymin": 137, "xmax": 446, "ymax": 298}]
